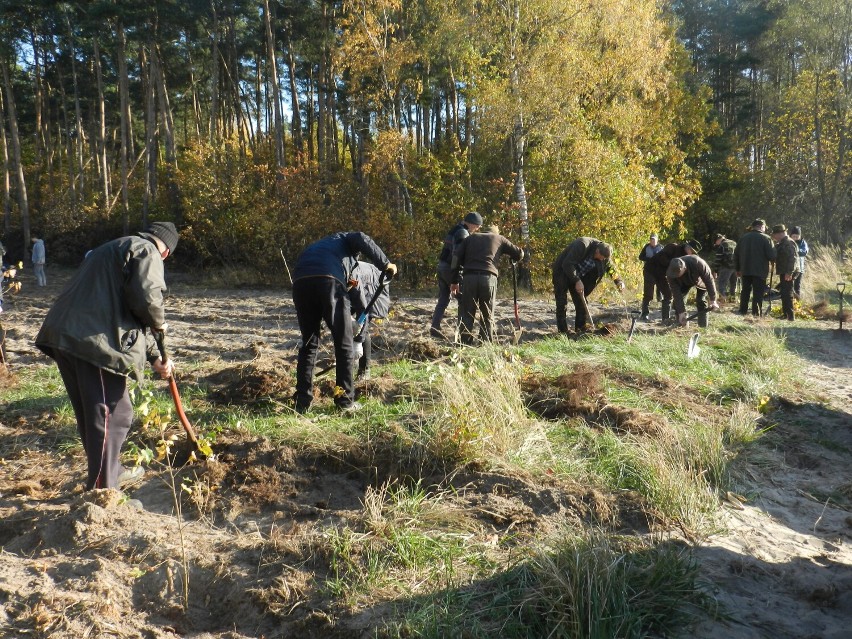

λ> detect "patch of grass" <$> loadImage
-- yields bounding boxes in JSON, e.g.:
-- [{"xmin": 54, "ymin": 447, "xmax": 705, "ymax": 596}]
[{"xmin": 387, "ymin": 530, "xmax": 712, "ymax": 639}]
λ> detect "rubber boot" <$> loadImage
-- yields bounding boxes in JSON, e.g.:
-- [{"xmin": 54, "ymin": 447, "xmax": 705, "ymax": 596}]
[
  {"xmin": 640, "ymin": 301, "xmax": 650, "ymax": 321},
  {"xmin": 660, "ymin": 300, "xmax": 671, "ymax": 323},
  {"xmin": 698, "ymin": 308, "xmax": 708, "ymax": 328},
  {"xmin": 556, "ymin": 316, "xmax": 569, "ymax": 334}
]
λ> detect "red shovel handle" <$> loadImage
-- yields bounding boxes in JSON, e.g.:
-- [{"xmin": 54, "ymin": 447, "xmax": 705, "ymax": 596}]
[{"xmin": 153, "ymin": 328, "xmax": 200, "ymax": 447}]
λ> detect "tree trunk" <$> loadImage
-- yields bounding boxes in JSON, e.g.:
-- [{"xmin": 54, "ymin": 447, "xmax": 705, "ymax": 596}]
[
  {"xmin": 153, "ymin": 44, "xmax": 182, "ymax": 222},
  {"xmin": 264, "ymin": 0, "xmax": 285, "ymax": 169},
  {"xmin": 143, "ymin": 47, "xmax": 157, "ymax": 228},
  {"xmin": 30, "ymin": 30, "xmax": 44, "ymax": 216},
  {"xmin": 65, "ymin": 11, "xmax": 85, "ymax": 202},
  {"xmin": 0, "ymin": 88, "xmax": 11, "ymax": 234},
  {"xmin": 1, "ymin": 58, "xmax": 30, "ymax": 250},
  {"xmin": 209, "ymin": 2, "xmax": 220, "ymax": 145},
  {"xmin": 285, "ymin": 28, "xmax": 303, "ymax": 161},
  {"xmin": 93, "ymin": 38, "xmax": 111, "ymax": 209},
  {"xmin": 116, "ymin": 21, "xmax": 131, "ymax": 234}
]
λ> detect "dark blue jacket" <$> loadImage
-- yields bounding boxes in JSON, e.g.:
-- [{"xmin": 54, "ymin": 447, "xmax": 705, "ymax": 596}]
[{"xmin": 293, "ymin": 232, "xmax": 390, "ymax": 285}]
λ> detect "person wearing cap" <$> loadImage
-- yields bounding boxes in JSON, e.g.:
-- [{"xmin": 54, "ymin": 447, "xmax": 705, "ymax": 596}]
[
  {"xmin": 431, "ymin": 212, "xmax": 482, "ymax": 339},
  {"xmin": 712, "ymin": 233, "xmax": 738, "ymax": 303},
  {"xmin": 552, "ymin": 237, "xmax": 624, "ymax": 333},
  {"xmin": 666, "ymin": 255, "xmax": 720, "ymax": 327},
  {"xmin": 638, "ymin": 233, "xmax": 663, "ymax": 320},
  {"xmin": 771, "ymin": 224, "xmax": 799, "ymax": 320},
  {"xmin": 734, "ymin": 218, "xmax": 776, "ymax": 316},
  {"xmin": 35, "ymin": 222, "xmax": 180, "ymax": 492},
  {"xmin": 645, "ymin": 239, "xmax": 700, "ymax": 323},
  {"xmin": 789, "ymin": 226, "xmax": 808, "ymax": 299},
  {"xmin": 450, "ymin": 224, "xmax": 523, "ymax": 344},
  {"xmin": 292, "ymin": 232, "xmax": 396, "ymax": 413}
]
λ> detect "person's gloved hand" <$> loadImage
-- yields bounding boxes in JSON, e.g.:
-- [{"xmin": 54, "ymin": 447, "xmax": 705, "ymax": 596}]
[
  {"xmin": 450, "ymin": 283, "xmax": 460, "ymax": 297},
  {"xmin": 677, "ymin": 312, "xmax": 687, "ymax": 326},
  {"xmin": 709, "ymin": 300, "xmax": 720, "ymax": 311},
  {"xmin": 574, "ymin": 281, "xmax": 584, "ymax": 294},
  {"xmin": 615, "ymin": 278, "xmax": 625, "ymax": 291},
  {"xmin": 384, "ymin": 263, "xmax": 398, "ymax": 278}
]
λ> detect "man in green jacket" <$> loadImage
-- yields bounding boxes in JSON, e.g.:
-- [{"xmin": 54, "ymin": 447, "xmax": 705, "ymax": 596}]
[
  {"xmin": 734, "ymin": 218, "xmax": 776, "ymax": 316},
  {"xmin": 771, "ymin": 224, "xmax": 800, "ymax": 321},
  {"xmin": 552, "ymin": 237, "xmax": 624, "ymax": 333},
  {"xmin": 36, "ymin": 222, "xmax": 179, "ymax": 492}
]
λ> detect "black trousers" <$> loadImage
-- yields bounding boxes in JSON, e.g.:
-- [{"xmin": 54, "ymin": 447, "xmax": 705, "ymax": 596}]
[
  {"xmin": 52, "ymin": 350, "xmax": 134, "ymax": 490},
  {"xmin": 739, "ymin": 275, "xmax": 767, "ymax": 316},
  {"xmin": 293, "ymin": 277, "xmax": 355, "ymax": 409},
  {"xmin": 779, "ymin": 278, "xmax": 795, "ymax": 320},
  {"xmin": 554, "ymin": 270, "xmax": 599, "ymax": 331}
]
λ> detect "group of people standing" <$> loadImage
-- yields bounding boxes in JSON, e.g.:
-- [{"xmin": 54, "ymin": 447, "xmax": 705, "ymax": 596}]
[
  {"xmin": 639, "ymin": 219, "xmax": 808, "ymax": 324},
  {"xmin": 732, "ymin": 219, "xmax": 806, "ymax": 321}
]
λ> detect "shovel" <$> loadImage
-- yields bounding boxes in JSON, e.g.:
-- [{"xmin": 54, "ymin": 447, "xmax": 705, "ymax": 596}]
[
  {"xmin": 511, "ymin": 261, "xmax": 523, "ymax": 345},
  {"xmin": 627, "ymin": 310, "xmax": 640, "ymax": 343},
  {"xmin": 687, "ymin": 332, "xmax": 701, "ymax": 358},
  {"xmin": 153, "ymin": 328, "xmax": 204, "ymax": 456},
  {"xmin": 577, "ymin": 291, "xmax": 595, "ymax": 332}
]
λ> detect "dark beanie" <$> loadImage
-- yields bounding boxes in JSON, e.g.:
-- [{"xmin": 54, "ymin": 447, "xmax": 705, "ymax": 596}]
[
  {"xmin": 140, "ymin": 221, "xmax": 179, "ymax": 254},
  {"xmin": 464, "ymin": 211, "xmax": 483, "ymax": 226}
]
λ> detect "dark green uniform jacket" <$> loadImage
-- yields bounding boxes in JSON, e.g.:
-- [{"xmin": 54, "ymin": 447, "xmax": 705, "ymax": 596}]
[
  {"xmin": 36, "ymin": 235, "xmax": 166, "ymax": 381},
  {"xmin": 734, "ymin": 230, "xmax": 776, "ymax": 278},
  {"xmin": 774, "ymin": 236, "xmax": 800, "ymax": 277}
]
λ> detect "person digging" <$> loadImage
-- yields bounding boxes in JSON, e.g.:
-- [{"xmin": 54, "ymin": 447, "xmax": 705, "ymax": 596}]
[
  {"xmin": 666, "ymin": 255, "xmax": 720, "ymax": 327},
  {"xmin": 35, "ymin": 221, "xmax": 180, "ymax": 497},
  {"xmin": 552, "ymin": 237, "xmax": 624, "ymax": 333}
]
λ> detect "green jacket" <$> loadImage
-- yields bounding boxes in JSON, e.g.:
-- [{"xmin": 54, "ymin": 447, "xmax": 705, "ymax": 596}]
[
  {"xmin": 36, "ymin": 235, "xmax": 166, "ymax": 381},
  {"xmin": 734, "ymin": 230, "xmax": 776, "ymax": 278},
  {"xmin": 774, "ymin": 236, "xmax": 800, "ymax": 277}
]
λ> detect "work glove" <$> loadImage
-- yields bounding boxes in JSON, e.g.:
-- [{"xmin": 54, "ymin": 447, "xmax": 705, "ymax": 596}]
[
  {"xmin": 517, "ymin": 249, "xmax": 525, "ymax": 262},
  {"xmin": 384, "ymin": 263, "xmax": 398, "ymax": 278},
  {"xmin": 677, "ymin": 312, "xmax": 687, "ymax": 326},
  {"xmin": 709, "ymin": 300, "xmax": 720, "ymax": 311},
  {"xmin": 615, "ymin": 278, "xmax": 625, "ymax": 291},
  {"xmin": 574, "ymin": 281, "xmax": 584, "ymax": 294}
]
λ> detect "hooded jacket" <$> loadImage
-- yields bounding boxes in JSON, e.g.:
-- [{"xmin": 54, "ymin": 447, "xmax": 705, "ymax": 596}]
[{"xmin": 35, "ymin": 235, "xmax": 166, "ymax": 381}]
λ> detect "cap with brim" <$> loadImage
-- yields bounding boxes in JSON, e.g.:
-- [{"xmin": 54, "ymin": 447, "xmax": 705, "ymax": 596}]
[
  {"xmin": 481, "ymin": 224, "xmax": 499, "ymax": 234},
  {"xmin": 772, "ymin": 224, "xmax": 787, "ymax": 234}
]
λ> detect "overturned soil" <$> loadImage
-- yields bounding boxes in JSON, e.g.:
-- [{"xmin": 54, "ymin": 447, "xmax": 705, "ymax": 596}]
[{"xmin": 1, "ymin": 268, "xmax": 851, "ymax": 638}]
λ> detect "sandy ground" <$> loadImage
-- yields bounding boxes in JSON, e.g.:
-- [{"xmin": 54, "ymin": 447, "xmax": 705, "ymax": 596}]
[{"xmin": 1, "ymin": 267, "xmax": 850, "ymax": 638}]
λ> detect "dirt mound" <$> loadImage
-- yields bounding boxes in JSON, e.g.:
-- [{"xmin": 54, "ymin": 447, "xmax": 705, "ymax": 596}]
[
  {"xmin": 522, "ymin": 364, "xmax": 605, "ymax": 418},
  {"xmin": 205, "ymin": 363, "xmax": 292, "ymax": 405}
]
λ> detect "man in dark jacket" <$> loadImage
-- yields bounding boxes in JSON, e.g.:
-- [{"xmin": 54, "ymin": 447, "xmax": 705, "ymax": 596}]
[
  {"xmin": 450, "ymin": 224, "xmax": 523, "ymax": 344},
  {"xmin": 35, "ymin": 222, "xmax": 179, "ymax": 492},
  {"xmin": 638, "ymin": 233, "xmax": 663, "ymax": 320},
  {"xmin": 552, "ymin": 237, "xmax": 624, "ymax": 333},
  {"xmin": 645, "ymin": 239, "xmax": 700, "ymax": 322},
  {"xmin": 712, "ymin": 233, "xmax": 738, "ymax": 302},
  {"xmin": 771, "ymin": 224, "xmax": 799, "ymax": 321},
  {"xmin": 734, "ymin": 218, "xmax": 777, "ymax": 316},
  {"xmin": 666, "ymin": 256, "xmax": 720, "ymax": 327},
  {"xmin": 348, "ymin": 260, "xmax": 391, "ymax": 380},
  {"xmin": 292, "ymin": 232, "xmax": 396, "ymax": 413},
  {"xmin": 431, "ymin": 212, "xmax": 482, "ymax": 338}
]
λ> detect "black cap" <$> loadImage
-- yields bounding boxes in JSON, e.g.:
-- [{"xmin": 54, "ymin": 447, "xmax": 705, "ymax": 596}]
[
  {"xmin": 140, "ymin": 221, "xmax": 179, "ymax": 254},
  {"xmin": 686, "ymin": 239, "xmax": 702, "ymax": 252}
]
